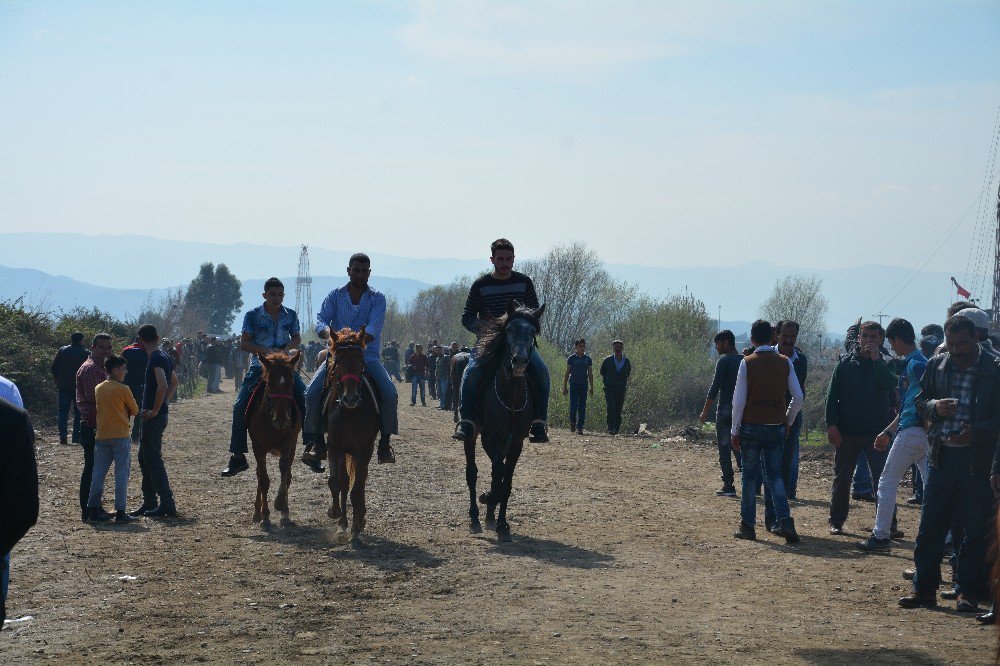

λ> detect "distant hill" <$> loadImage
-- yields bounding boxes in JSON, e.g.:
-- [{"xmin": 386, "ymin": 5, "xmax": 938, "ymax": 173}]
[{"xmin": 0, "ymin": 232, "xmax": 987, "ymax": 333}]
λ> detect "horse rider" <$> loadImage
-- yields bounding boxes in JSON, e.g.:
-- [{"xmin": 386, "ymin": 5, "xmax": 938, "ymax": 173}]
[
  {"xmin": 452, "ymin": 238, "xmax": 550, "ymax": 443},
  {"xmin": 301, "ymin": 252, "xmax": 399, "ymax": 467},
  {"xmin": 221, "ymin": 277, "xmax": 307, "ymax": 477}
]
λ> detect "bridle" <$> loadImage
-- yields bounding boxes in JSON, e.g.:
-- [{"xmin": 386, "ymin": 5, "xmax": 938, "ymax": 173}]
[
  {"xmin": 263, "ymin": 367, "xmax": 296, "ymax": 430},
  {"xmin": 327, "ymin": 342, "xmax": 366, "ymax": 407}
]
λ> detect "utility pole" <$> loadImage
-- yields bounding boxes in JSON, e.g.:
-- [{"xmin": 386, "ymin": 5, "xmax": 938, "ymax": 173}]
[
  {"xmin": 874, "ymin": 312, "xmax": 889, "ymax": 327},
  {"xmin": 717, "ymin": 305, "xmax": 721, "ymax": 332},
  {"xmin": 295, "ymin": 245, "xmax": 313, "ymax": 335}
]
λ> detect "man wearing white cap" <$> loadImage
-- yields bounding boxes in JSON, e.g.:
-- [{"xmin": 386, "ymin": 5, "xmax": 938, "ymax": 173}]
[{"xmin": 955, "ymin": 308, "xmax": 999, "ymax": 358}]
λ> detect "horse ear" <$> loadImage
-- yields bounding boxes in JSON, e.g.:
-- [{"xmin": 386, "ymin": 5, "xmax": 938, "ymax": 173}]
[
  {"xmin": 257, "ymin": 352, "xmax": 271, "ymax": 369},
  {"xmin": 534, "ymin": 303, "xmax": 545, "ymax": 320},
  {"xmin": 358, "ymin": 325, "xmax": 367, "ymax": 347},
  {"xmin": 289, "ymin": 349, "xmax": 301, "ymax": 364},
  {"xmin": 328, "ymin": 330, "xmax": 338, "ymax": 346}
]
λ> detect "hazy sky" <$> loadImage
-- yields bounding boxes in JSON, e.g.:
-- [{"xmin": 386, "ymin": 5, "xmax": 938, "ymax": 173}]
[{"xmin": 2, "ymin": 1, "xmax": 999, "ymax": 272}]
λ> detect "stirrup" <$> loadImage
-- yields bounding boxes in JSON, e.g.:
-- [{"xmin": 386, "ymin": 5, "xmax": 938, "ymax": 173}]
[{"xmin": 452, "ymin": 419, "xmax": 476, "ymax": 441}]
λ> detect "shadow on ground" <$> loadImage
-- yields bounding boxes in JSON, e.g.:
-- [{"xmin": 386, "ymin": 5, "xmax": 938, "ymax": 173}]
[
  {"xmin": 795, "ymin": 647, "xmax": 948, "ymax": 665},
  {"xmin": 487, "ymin": 534, "xmax": 614, "ymax": 569}
]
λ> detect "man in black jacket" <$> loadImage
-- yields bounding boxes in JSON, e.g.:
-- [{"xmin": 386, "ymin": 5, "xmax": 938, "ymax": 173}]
[
  {"xmin": 0, "ymin": 397, "xmax": 39, "ymax": 625},
  {"xmin": 50, "ymin": 331, "xmax": 89, "ymax": 444},
  {"xmin": 899, "ymin": 315, "xmax": 1000, "ymax": 613},
  {"xmin": 600, "ymin": 340, "xmax": 631, "ymax": 435}
]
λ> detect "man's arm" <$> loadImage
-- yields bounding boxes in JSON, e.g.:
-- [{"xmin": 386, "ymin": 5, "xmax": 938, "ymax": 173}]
[
  {"xmin": 701, "ymin": 357, "xmax": 725, "ymax": 421},
  {"xmin": 50, "ymin": 349, "xmax": 60, "ymax": 381},
  {"xmin": 166, "ymin": 370, "xmax": 179, "ymax": 403},
  {"xmin": 315, "ymin": 292, "xmax": 336, "ymax": 339},
  {"xmin": 523, "ymin": 276, "xmax": 540, "ymax": 309},
  {"xmin": 562, "ymin": 360, "xmax": 571, "ymax": 394},
  {"xmin": 872, "ymin": 357, "xmax": 897, "ymax": 392},
  {"xmin": 622, "ymin": 359, "xmax": 631, "ymax": 384},
  {"xmin": 825, "ymin": 363, "xmax": 841, "ymax": 427},
  {"xmin": 588, "ymin": 362, "xmax": 594, "ymax": 395},
  {"xmin": 730, "ymin": 359, "xmax": 748, "ymax": 437},
  {"xmin": 361, "ymin": 294, "xmax": 386, "ymax": 345},
  {"xmin": 785, "ymin": 360, "xmax": 804, "ymax": 426},
  {"xmin": 599, "ymin": 357, "xmax": 610, "ymax": 382},
  {"xmin": 915, "ymin": 357, "xmax": 941, "ymax": 423},
  {"xmin": 798, "ymin": 354, "xmax": 808, "ymax": 393},
  {"xmin": 460, "ymin": 283, "xmax": 482, "ymax": 335},
  {"xmin": 145, "ymin": 366, "xmax": 169, "ymax": 418}
]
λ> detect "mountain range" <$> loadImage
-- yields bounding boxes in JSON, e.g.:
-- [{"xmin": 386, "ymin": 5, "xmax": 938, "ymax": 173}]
[{"xmin": 0, "ymin": 232, "xmax": 986, "ymax": 334}]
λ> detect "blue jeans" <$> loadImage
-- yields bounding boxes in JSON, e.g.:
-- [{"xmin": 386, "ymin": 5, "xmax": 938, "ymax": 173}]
[
  {"xmin": 568, "ymin": 383, "xmax": 588, "ymax": 430},
  {"xmin": 739, "ymin": 424, "xmax": 791, "ymax": 528},
  {"xmin": 58, "ymin": 389, "xmax": 81, "ymax": 442},
  {"xmin": 438, "ymin": 378, "xmax": 449, "ymax": 409},
  {"xmin": 716, "ymin": 412, "xmax": 740, "ymax": 487},
  {"xmin": 459, "ymin": 349, "xmax": 550, "ymax": 423},
  {"xmin": 138, "ymin": 414, "xmax": 174, "ymax": 510},
  {"xmin": 230, "ymin": 366, "xmax": 307, "ymax": 454},
  {"xmin": 911, "ymin": 464, "xmax": 924, "ymax": 502},
  {"xmin": 913, "ymin": 447, "xmax": 995, "ymax": 600},
  {"xmin": 764, "ymin": 414, "xmax": 804, "ymax": 526},
  {"xmin": 304, "ymin": 359, "xmax": 399, "ymax": 439},
  {"xmin": 853, "ymin": 449, "xmax": 873, "ymax": 495},
  {"xmin": 88, "ymin": 438, "xmax": 131, "ymax": 512},
  {"xmin": 411, "ymin": 374, "xmax": 426, "ymax": 404}
]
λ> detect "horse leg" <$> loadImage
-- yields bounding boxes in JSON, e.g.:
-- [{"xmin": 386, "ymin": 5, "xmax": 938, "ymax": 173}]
[
  {"xmin": 254, "ymin": 450, "xmax": 270, "ymax": 525},
  {"xmin": 349, "ymin": 456, "xmax": 369, "ymax": 540},
  {"xmin": 482, "ymin": 445, "xmax": 503, "ymax": 529},
  {"xmin": 496, "ymin": 442, "xmax": 523, "ymax": 543},
  {"xmin": 464, "ymin": 438, "xmax": 482, "ymax": 533},
  {"xmin": 327, "ymin": 448, "xmax": 342, "ymax": 520},
  {"xmin": 274, "ymin": 442, "xmax": 292, "ymax": 524},
  {"xmin": 338, "ymin": 454, "xmax": 350, "ymax": 532}
]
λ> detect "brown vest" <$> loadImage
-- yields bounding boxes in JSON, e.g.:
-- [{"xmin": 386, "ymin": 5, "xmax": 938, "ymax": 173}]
[{"xmin": 743, "ymin": 350, "xmax": 790, "ymax": 425}]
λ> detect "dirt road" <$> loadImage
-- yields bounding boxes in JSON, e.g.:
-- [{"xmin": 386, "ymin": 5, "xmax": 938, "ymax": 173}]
[{"xmin": 2, "ymin": 388, "xmax": 993, "ymax": 664}]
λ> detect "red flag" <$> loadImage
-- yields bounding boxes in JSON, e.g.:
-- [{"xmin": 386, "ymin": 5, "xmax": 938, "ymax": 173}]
[{"xmin": 951, "ymin": 277, "xmax": 971, "ymax": 299}]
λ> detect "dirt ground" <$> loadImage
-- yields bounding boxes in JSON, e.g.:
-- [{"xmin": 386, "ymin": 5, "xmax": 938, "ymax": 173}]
[{"xmin": 2, "ymin": 385, "xmax": 996, "ymax": 664}]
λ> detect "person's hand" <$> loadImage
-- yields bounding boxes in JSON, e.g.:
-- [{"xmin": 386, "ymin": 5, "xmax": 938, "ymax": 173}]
[
  {"xmin": 935, "ymin": 399, "xmax": 958, "ymax": 418},
  {"xmin": 991, "ymin": 474, "xmax": 1000, "ymax": 498},
  {"xmin": 827, "ymin": 425, "xmax": 842, "ymax": 448},
  {"xmin": 946, "ymin": 422, "xmax": 972, "ymax": 445},
  {"xmin": 143, "ymin": 408, "xmax": 159, "ymax": 421},
  {"xmin": 731, "ymin": 434, "xmax": 740, "ymax": 452},
  {"xmin": 874, "ymin": 432, "xmax": 891, "ymax": 451}
]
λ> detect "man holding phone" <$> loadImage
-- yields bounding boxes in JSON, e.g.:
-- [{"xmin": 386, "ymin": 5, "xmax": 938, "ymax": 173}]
[{"xmin": 900, "ymin": 314, "xmax": 1000, "ymax": 613}]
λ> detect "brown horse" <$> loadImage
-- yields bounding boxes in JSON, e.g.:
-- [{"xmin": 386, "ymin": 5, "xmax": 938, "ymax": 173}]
[
  {"xmin": 323, "ymin": 327, "xmax": 381, "ymax": 542},
  {"xmin": 247, "ymin": 350, "xmax": 302, "ymax": 525}
]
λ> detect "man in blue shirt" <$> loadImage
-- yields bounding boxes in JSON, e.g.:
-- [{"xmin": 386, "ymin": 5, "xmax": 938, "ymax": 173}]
[
  {"xmin": 221, "ymin": 278, "xmax": 306, "ymax": 477},
  {"xmin": 858, "ymin": 318, "xmax": 928, "ymax": 551},
  {"xmin": 563, "ymin": 339, "xmax": 593, "ymax": 435},
  {"xmin": 302, "ymin": 253, "xmax": 398, "ymax": 465},
  {"xmin": 700, "ymin": 330, "xmax": 743, "ymax": 496}
]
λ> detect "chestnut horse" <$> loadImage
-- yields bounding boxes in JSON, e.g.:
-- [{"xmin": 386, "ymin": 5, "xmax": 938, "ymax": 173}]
[
  {"xmin": 323, "ymin": 327, "xmax": 381, "ymax": 541},
  {"xmin": 247, "ymin": 350, "xmax": 302, "ymax": 525}
]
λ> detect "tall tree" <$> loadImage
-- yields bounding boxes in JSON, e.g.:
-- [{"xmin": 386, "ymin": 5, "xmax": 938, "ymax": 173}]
[
  {"xmin": 759, "ymin": 274, "xmax": 829, "ymax": 355},
  {"xmin": 185, "ymin": 262, "xmax": 243, "ymax": 333}
]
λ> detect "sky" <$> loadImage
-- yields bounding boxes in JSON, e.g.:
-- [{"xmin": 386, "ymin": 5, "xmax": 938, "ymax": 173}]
[{"xmin": 2, "ymin": 0, "xmax": 1000, "ymax": 274}]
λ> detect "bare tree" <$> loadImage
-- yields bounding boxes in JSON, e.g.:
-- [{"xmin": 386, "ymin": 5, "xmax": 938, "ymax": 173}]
[
  {"xmin": 520, "ymin": 242, "xmax": 637, "ymax": 351},
  {"xmin": 405, "ymin": 278, "xmax": 475, "ymax": 346},
  {"xmin": 759, "ymin": 274, "xmax": 829, "ymax": 355}
]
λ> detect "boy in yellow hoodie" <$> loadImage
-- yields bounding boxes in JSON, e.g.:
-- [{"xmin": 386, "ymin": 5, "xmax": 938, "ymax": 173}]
[{"xmin": 87, "ymin": 354, "xmax": 139, "ymax": 523}]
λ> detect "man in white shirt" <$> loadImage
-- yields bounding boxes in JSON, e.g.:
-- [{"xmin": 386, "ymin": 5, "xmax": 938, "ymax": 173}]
[{"xmin": 731, "ymin": 320, "xmax": 804, "ymax": 543}]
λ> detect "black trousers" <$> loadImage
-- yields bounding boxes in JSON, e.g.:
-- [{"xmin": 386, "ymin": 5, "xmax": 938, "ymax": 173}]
[
  {"xmin": 830, "ymin": 432, "xmax": 891, "ymax": 528},
  {"xmin": 138, "ymin": 414, "xmax": 175, "ymax": 509},
  {"xmin": 604, "ymin": 385, "xmax": 626, "ymax": 434},
  {"xmin": 78, "ymin": 425, "xmax": 96, "ymax": 511}
]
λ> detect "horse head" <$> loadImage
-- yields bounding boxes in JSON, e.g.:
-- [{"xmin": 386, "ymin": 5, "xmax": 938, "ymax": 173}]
[
  {"xmin": 258, "ymin": 349, "xmax": 300, "ymax": 430},
  {"xmin": 505, "ymin": 301, "xmax": 544, "ymax": 377},
  {"xmin": 328, "ymin": 326, "xmax": 367, "ymax": 409}
]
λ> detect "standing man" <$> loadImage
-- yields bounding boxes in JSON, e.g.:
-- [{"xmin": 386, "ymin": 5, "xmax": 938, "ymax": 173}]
[
  {"xmin": 302, "ymin": 253, "xmax": 399, "ymax": 465},
  {"xmin": 121, "ymin": 335, "xmax": 149, "ymax": 444},
  {"xmin": 900, "ymin": 315, "xmax": 1000, "ymax": 612},
  {"xmin": 563, "ymin": 338, "xmax": 594, "ymax": 435},
  {"xmin": 436, "ymin": 345, "xmax": 452, "ymax": 410},
  {"xmin": 204, "ymin": 337, "xmax": 224, "ymax": 393},
  {"xmin": 383, "ymin": 341, "xmax": 402, "ymax": 382},
  {"xmin": 452, "ymin": 238, "xmax": 550, "ymax": 443},
  {"xmin": 700, "ymin": 330, "xmax": 743, "ymax": 497},
  {"xmin": 408, "ymin": 344, "xmax": 428, "ymax": 406},
  {"xmin": 825, "ymin": 321, "xmax": 896, "ymax": 535},
  {"xmin": 75, "ymin": 333, "xmax": 112, "ymax": 522},
  {"xmin": 0, "ymin": 383, "xmax": 39, "ymax": 626},
  {"xmin": 600, "ymin": 340, "xmax": 631, "ymax": 436},
  {"xmin": 221, "ymin": 278, "xmax": 307, "ymax": 477},
  {"xmin": 130, "ymin": 324, "xmax": 179, "ymax": 518},
  {"xmin": 427, "ymin": 340, "xmax": 439, "ymax": 400},
  {"xmin": 731, "ymin": 320, "xmax": 804, "ymax": 543},
  {"xmin": 773, "ymin": 320, "xmax": 807, "ymax": 503},
  {"xmin": 51, "ymin": 331, "xmax": 89, "ymax": 445},
  {"xmin": 858, "ymin": 318, "xmax": 927, "ymax": 551}
]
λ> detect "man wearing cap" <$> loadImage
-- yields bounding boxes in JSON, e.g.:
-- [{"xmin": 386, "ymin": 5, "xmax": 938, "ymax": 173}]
[
  {"xmin": 600, "ymin": 340, "xmax": 631, "ymax": 435},
  {"xmin": 954, "ymin": 307, "xmax": 999, "ymax": 358}
]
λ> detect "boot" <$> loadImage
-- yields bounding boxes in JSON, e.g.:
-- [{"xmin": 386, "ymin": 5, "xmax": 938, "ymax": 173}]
[
  {"xmin": 452, "ymin": 420, "xmax": 475, "ymax": 441},
  {"xmin": 733, "ymin": 522, "xmax": 756, "ymax": 540},
  {"xmin": 129, "ymin": 502, "xmax": 157, "ymax": 517},
  {"xmin": 377, "ymin": 437, "xmax": 395, "ymax": 464},
  {"xmin": 775, "ymin": 517, "xmax": 801, "ymax": 544},
  {"xmin": 898, "ymin": 591, "xmax": 937, "ymax": 609},
  {"xmin": 220, "ymin": 453, "xmax": 249, "ymax": 477},
  {"xmin": 528, "ymin": 421, "xmax": 549, "ymax": 443},
  {"xmin": 300, "ymin": 435, "xmax": 327, "ymax": 473}
]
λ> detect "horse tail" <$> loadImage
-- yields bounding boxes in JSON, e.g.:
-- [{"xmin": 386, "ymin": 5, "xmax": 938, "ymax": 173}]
[{"xmin": 345, "ymin": 450, "xmax": 358, "ymax": 492}]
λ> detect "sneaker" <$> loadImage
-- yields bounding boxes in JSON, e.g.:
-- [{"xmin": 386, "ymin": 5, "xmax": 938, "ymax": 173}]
[
  {"xmin": 829, "ymin": 525, "xmax": 844, "ymax": 535},
  {"xmin": 714, "ymin": 486, "xmax": 737, "ymax": 497},
  {"xmin": 941, "ymin": 588, "xmax": 959, "ymax": 600},
  {"xmin": 857, "ymin": 535, "xmax": 891, "ymax": 552},
  {"xmin": 902, "ymin": 568, "xmax": 915, "ymax": 581},
  {"xmin": 129, "ymin": 503, "xmax": 157, "ymax": 517},
  {"xmin": 976, "ymin": 611, "xmax": 996, "ymax": 625},
  {"xmin": 956, "ymin": 594, "xmax": 980, "ymax": 613},
  {"xmin": 898, "ymin": 592, "xmax": 937, "ymax": 609},
  {"xmin": 220, "ymin": 454, "xmax": 249, "ymax": 477},
  {"xmin": 890, "ymin": 528, "xmax": 905, "ymax": 539},
  {"xmin": 86, "ymin": 507, "xmax": 113, "ymax": 523},
  {"xmin": 905, "ymin": 496, "xmax": 921, "ymax": 505},
  {"xmin": 852, "ymin": 492, "xmax": 876, "ymax": 503},
  {"xmin": 733, "ymin": 522, "xmax": 757, "ymax": 541},
  {"xmin": 114, "ymin": 510, "xmax": 137, "ymax": 524},
  {"xmin": 145, "ymin": 505, "xmax": 178, "ymax": 518}
]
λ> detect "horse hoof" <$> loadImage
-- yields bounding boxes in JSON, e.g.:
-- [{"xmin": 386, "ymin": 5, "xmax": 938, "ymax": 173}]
[
  {"xmin": 485, "ymin": 516, "xmax": 496, "ymax": 529},
  {"xmin": 496, "ymin": 527, "xmax": 512, "ymax": 543},
  {"xmin": 280, "ymin": 515, "xmax": 293, "ymax": 527},
  {"xmin": 470, "ymin": 520, "xmax": 483, "ymax": 534},
  {"xmin": 252, "ymin": 513, "xmax": 262, "ymax": 523},
  {"xmin": 328, "ymin": 506, "xmax": 341, "ymax": 520},
  {"xmin": 479, "ymin": 493, "xmax": 490, "ymax": 504},
  {"xmin": 349, "ymin": 534, "xmax": 363, "ymax": 548}
]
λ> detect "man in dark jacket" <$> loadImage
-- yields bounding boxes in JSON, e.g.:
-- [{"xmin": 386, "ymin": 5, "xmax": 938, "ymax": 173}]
[
  {"xmin": 899, "ymin": 315, "xmax": 1000, "ymax": 613},
  {"xmin": 825, "ymin": 321, "xmax": 896, "ymax": 535},
  {"xmin": 121, "ymin": 337, "xmax": 149, "ymax": 443},
  {"xmin": 600, "ymin": 340, "xmax": 631, "ymax": 435},
  {"xmin": 50, "ymin": 331, "xmax": 89, "ymax": 444},
  {"xmin": 0, "ymin": 397, "xmax": 40, "ymax": 625}
]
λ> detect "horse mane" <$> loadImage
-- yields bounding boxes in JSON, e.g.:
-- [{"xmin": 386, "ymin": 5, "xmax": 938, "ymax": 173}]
[
  {"xmin": 476, "ymin": 304, "xmax": 539, "ymax": 363},
  {"xmin": 263, "ymin": 350, "xmax": 296, "ymax": 369},
  {"xmin": 330, "ymin": 327, "xmax": 366, "ymax": 350}
]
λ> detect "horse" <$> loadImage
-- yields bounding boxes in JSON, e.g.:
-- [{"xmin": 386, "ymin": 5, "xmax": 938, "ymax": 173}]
[
  {"xmin": 323, "ymin": 326, "xmax": 381, "ymax": 542},
  {"xmin": 246, "ymin": 350, "xmax": 302, "ymax": 525},
  {"xmin": 461, "ymin": 301, "xmax": 545, "ymax": 542},
  {"xmin": 449, "ymin": 351, "xmax": 470, "ymax": 423}
]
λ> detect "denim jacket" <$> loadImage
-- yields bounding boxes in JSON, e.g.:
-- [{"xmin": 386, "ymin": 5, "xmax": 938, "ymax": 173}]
[{"xmin": 914, "ymin": 350, "xmax": 1000, "ymax": 477}]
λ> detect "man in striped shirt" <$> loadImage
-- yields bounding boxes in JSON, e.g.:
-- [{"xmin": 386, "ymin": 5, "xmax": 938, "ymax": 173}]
[
  {"xmin": 452, "ymin": 238, "xmax": 550, "ymax": 443},
  {"xmin": 302, "ymin": 253, "xmax": 398, "ymax": 465}
]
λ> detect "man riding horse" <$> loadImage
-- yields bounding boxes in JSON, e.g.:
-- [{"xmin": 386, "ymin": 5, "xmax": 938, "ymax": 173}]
[
  {"xmin": 453, "ymin": 238, "xmax": 550, "ymax": 443},
  {"xmin": 301, "ymin": 252, "xmax": 398, "ymax": 467},
  {"xmin": 221, "ymin": 277, "xmax": 307, "ymax": 477}
]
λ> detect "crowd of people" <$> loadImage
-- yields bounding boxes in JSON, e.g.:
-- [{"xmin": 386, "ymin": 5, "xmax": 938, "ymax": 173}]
[{"xmin": 701, "ymin": 302, "xmax": 1000, "ymax": 623}]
